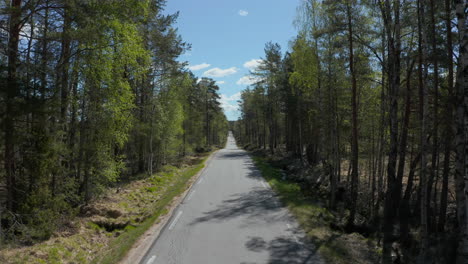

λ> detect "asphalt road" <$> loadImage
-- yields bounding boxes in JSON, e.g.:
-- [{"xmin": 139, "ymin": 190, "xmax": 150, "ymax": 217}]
[{"xmin": 140, "ymin": 133, "xmax": 323, "ymax": 264}]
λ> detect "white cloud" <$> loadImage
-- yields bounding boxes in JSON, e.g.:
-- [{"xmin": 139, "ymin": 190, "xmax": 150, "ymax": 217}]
[
  {"xmin": 189, "ymin": 63, "xmax": 210, "ymax": 71},
  {"xmin": 236, "ymin": 75, "xmax": 263, "ymax": 86},
  {"xmin": 217, "ymin": 81, "xmax": 226, "ymax": 85},
  {"xmin": 203, "ymin": 67, "xmax": 238, "ymax": 78},
  {"xmin": 239, "ymin": 10, "xmax": 249, "ymax": 16},
  {"xmin": 220, "ymin": 93, "xmax": 241, "ymax": 112},
  {"xmin": 221, "ymin": 92, "xmax": 241, "ymax": 101},
  {"xmin": 243, "ymin": 59, "xmax": 263, "ymax": 70}
]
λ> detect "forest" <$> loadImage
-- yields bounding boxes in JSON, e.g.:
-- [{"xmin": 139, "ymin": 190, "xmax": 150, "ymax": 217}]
[
  {"xmin": 232, "ymin": 0, "xmax": 468, "ymax": 263},
  {"xmin": 1, "ymin": 0, "xmax": 468, "ymax": 263},
  {"xmin": 0, "ymin": 0, "xmax": 227, "ymax": 244}
]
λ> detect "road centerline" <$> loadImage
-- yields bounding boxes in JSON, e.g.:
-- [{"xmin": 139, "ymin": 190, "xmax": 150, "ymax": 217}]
[
  {"xmin": 168, "ymin": 211, "xmax": 183, "ymax": 230},
  {"xmin": 187, "ymin": 190, "xmax": 196, "ymax": 201},
  {"xmin": 145, "ymin": 255, "xmax": 157, "ymax": 264}
]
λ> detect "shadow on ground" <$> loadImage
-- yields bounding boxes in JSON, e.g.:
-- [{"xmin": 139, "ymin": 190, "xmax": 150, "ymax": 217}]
[
  {"xmin": 216, "ymin": 150, "xmax": 250, "ymax": 160},
  {"xmin": 243, "ymin": 235, "xmax": 322, "ymax": 264},
  {"xmin": 189, "ymin": 188, "xmax": 287, "ymax": 226},
  {"xmin": 190, "ymin": 187, "xmax": 323, "ymax": 263}
]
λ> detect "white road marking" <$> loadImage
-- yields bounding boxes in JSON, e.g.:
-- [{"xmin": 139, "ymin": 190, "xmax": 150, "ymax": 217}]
[
  {"xmin": 187, "ymin": 190, "xmax": 196, "ymax": 201},
  {"xmin": 168, "ymin": 211, "xmax": 183, "ymax": 230},
  {"xmin": 146, "ymin": 255, "xmax": 157, "ymax": 264},
  {"xmin": 261, "ymin": 181, "xmax": 267, "ymax": 188}
]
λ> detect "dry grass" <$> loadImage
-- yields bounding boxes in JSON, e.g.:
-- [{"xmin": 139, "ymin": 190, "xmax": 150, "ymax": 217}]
[{"xmin": 0, "ymin": 154, "xmax": 210, "ymax": 264}]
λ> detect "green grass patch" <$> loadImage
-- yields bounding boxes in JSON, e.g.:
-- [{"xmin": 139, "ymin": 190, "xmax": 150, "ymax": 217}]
[
  {"xmin": 87, "ymin": 222, "xmax": 103, "ymax": 231},
  {"xmin": 91, "ymin": 155, "xmax": 209, "ymax": 264},
  {"xmin": 252, "ymin": 156, "xmax": 371, "ymax": 264},
  {"xmin": 145, "ymin": 186, "xmax": 158, "ymax": 193}
]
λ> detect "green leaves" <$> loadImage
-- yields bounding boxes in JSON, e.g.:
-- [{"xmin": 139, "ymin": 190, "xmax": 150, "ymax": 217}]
[
  {"xmin": 0, "ymin": 0, "xmax": 228, "ymax": 245},
  {"xmin": 74, "ymin": 0, "xmax": 153, "ymax": 196},
  {"xmin": 289, "ymin": 36, "xmax": 319, "ymax": 94}
]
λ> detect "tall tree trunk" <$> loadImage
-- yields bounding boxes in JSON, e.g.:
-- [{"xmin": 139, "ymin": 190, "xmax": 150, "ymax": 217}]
[
  {"xmin": 455, "ymin": 1, "xmax": 468, "ymax": 263},
  {"xmin": 381, "ymin": 0, "xmax": 401, "ymax": 262},
  {"xmin": 400, "ymin": 151, "xmax": 421, "ymax": 244},
  {"xmin": 375, "ymin": 26, "xmax": 386, "ymax": 218},
  {"xmin": 427, "ymin": 0, "xmax": 440, "ymax": 232},
  {"xmin": 39, "ymin": 2, "xmax": 52, "ymax": 194},
  {"xmin": 418, "ymin": 0, "xmax": 429, "ymax": 261},
  {"xmin": 346, "ymin": 1, "xmax": 359, "ymax": 229},
  {"xmin": 4, "ymin": 0, "xmax": 23, "ymax": 212},
  {"xmin": 327, "ymin": 40, "xmax": 337, "ymax": 209},
  {"xmin": 438, "ymin": 0, "xmax": 454, "ymax": 232},
  {"xmin": 60, "ymin": 4, "xmax": 71, "ymax": 126},
  {"xmin": 396, "ymin": 59, "xmax": 414, "ymax": 210}
]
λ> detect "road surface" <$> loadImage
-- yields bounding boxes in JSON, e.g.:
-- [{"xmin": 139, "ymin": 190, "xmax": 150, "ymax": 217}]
[{"xmin": 140, "ymin": 133, "xmax": 323, "ymax": 264}]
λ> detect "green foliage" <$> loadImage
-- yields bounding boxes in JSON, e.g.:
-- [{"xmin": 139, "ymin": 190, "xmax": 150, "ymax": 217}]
[
  {"xmin": 289, "ymin": 35, "xmax": 319, "ymax": 93},
  {"xmin": 0, "ymin": 0, "xmax": 227, "ymax": 246},
  {"xmin": 235, "ymin": 0, "xmax": 459, "ymax": 263}
]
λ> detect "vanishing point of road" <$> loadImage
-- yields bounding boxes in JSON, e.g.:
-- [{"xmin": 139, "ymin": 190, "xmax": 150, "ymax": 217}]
[{"xmin": 140, "ymin": 133, "xmax": 323, "ymax": 264}]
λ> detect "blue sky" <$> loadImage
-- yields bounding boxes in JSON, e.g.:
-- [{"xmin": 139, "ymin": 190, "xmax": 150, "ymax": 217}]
[{"xmin": 163, "ymin": 0, "xmax": 301, "ymax": 120}]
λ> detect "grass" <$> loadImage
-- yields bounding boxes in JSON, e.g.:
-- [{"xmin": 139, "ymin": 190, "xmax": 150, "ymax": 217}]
[
  {"xmin": 0, "ymin": 153, "xmax": 212, "ymax": 264},
  {"xmin": 252, "ymin": 156, "xmax": 379, "ymax": 264}
]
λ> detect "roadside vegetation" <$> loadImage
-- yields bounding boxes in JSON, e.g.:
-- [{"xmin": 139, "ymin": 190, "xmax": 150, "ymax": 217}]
[
  {"xmin": 232, "ymin": 1, "xmax": 468, "ymax": 263},
  {"xmin": 0, "ymin": 153, "xmax": 211, "ymax": 264},
  {"xmin": 252, "ymin": 154, "xmax": 379, "ymax": 264},
  {"xmin": 0, "ymin": 0, "xmax": 228, "ymax": 260}
]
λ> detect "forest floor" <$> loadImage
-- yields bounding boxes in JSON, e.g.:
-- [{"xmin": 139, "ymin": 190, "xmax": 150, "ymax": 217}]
[
  {"xmin": 0, "ymin": 152, "xmax": 212, "ymax": 264},
  {"xmin": 250, "ymin": 151, "xmax": 381, "ymax": 264}
]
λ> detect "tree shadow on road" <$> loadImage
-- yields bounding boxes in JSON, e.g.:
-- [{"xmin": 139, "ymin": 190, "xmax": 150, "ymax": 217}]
[
  {"xmin": 189, "ymin": 188, "xmax": 324, "ymax": 263},
  {"xmin": 189, "ymin": 188, "xmax": 288, "ymax": 226},
  {"xmin": 243, "ymin": 235, "xmax": 324, "ymax": 264},
  {"xmin": 216, "ymin": 151, "xmax": 249, "ymax": 160}
]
